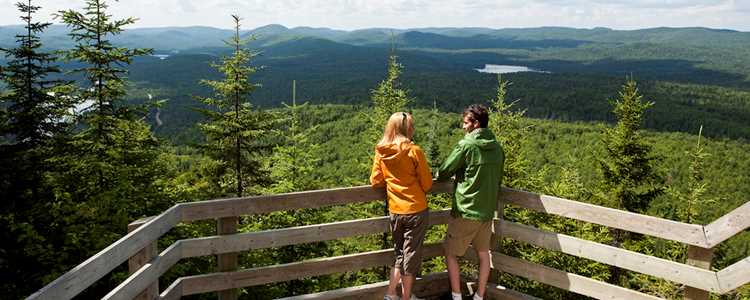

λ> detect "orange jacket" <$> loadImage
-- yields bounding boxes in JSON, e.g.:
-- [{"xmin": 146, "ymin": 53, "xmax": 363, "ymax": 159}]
[{"xmin": 370, "ymin": 142, "xmax": 433, "ymax": 214}]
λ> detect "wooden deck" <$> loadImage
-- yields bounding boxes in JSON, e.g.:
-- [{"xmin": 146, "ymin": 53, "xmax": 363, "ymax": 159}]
[{"xmin": 26, "ymin": 181, "xmax": 750, "ymax": 300}]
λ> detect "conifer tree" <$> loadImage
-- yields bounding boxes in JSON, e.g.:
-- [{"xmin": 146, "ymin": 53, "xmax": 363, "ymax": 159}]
[
  {"xmin": 673, "ymin": 127, "xmax": 713, "ymax": 224},
  {"xmin": 0, "ymin": 1, "xmax": 72, "ymax": 296},
  {"xmin": 196, "ymin": 15, "xmax": 272, "ymax": 198},
  {"xmin": 0, "ymin": 1, "xmax": 71, "ymax": 148},
  {"xmin": 253, "ymin": 84, "xmax": 332, "ymax": 296},
  {"xmin": 39, "ymin": 2, "xmax": 169, "ymax": 296},
  {"xmin": 367, "ymin": 52, "xmax": 412, "ymax": 144},
  {"xmin": 487, "ymin": 74, "xmax": 543, "ymax": 190},
  {"xmin": 598, "ymin": 78, "xmax": 663, "ymax": 212},
  {"xmin": 597, "ymin": 78, "xmax": 663, "ymax": 284},
  {"xmin": 268, "ymin": 99, "xmax": 320, "ymax": 193},
  {"xmin": 424, "ymin": 100, "xmax": 442, "ymax": 169}
]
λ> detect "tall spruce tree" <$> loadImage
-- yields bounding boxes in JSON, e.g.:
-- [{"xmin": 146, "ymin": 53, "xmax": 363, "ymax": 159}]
[
  {"xmin": 195, "ymin": 15, "xmax": 273, "ymax": 299},
  {"xmin": 0, "ymin": 1, "xmax": 72, "ymax": 297},
  {"xmin": 196, "ymin": 15, "xmax": 272, "ymax": 199},
  {"xmin": 597, "ymin": 78, "xmax": 664, "ymax": 285},
  {"xmin": 42, "ymin": 2, "xmax": 169, "ymax": 296}
]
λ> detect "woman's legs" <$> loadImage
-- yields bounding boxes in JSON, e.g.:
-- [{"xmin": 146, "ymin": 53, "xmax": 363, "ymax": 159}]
[{"xmin": 386, "ymin": 266, "xmax": 402, "ymax": 297}]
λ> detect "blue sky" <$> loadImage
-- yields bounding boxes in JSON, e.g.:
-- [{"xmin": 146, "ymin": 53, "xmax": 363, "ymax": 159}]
[{"xmin": 1, "ymin": 0, "xmax": 749, "ymax": 31}]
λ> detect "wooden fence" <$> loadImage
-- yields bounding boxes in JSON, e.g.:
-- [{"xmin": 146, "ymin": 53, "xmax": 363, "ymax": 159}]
[{"xmin": 26, "ymin": 181, "xmax": 750, "ymax": 300}]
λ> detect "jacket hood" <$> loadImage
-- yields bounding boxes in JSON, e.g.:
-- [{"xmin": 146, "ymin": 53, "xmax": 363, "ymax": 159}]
[
  {"xmin": 375, "ymin": 142, "xmax": 412, "ymax": 161},
  {"xmin": 466, "ymin": 128, "xmax": 500, "ymax": 151}
]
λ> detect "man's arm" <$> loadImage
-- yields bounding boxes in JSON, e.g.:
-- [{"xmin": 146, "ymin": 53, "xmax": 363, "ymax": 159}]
[{"xmin": 435, "ymin": 143, "xmax": 465, "ymax": 181}]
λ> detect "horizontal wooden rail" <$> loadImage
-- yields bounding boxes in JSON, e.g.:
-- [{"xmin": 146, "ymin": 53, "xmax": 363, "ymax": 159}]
[
  {"xmin": 26, "ymin": 205, "xmax": 182, "ymax": 300},
  {"xmin": 498, "ymin": 220, "xmax": 721, "ymax": 292},
  {"xmin": 491, "ymin": 252, "xmax": 663, "ymax": 300},
  {"xmin": 171, "ymin": 243, "xmax": 444, "ymax": 296},
  {"xmin": 501, "ymin": 187, "xmax": 710, "ymax": 247},
  {"xmin": 180, "ymin": 181, "xmax": 453, "ymax": 222},
  {"xmin": 277, "ymin": 272, "xmax": 451, "ymax": 300},
  {"xmin": 181, "ymin": 209, "xmax": 450, "ymax": 258},
  {"xmin": 703, "ymin": 201, "xmax": 750, "ymax": 247},
  {"xmin": 716, "ymin": 256, "xmax": 750, "ymax": 293},
  {"xmin": 103, "ymin": 242, "xmax": 183, "ymax": 300}
]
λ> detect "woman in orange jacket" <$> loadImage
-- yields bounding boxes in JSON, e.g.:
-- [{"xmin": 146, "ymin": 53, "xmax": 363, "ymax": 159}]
[{"xmin": 370, "ymin": 112, "xmax": 433, "ymax": 300}]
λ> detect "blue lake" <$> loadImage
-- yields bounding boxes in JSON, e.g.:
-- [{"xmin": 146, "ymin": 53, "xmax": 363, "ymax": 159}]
[{"xmin": 475, "ymin": 64, "xmax": 549, "ymax": 74}]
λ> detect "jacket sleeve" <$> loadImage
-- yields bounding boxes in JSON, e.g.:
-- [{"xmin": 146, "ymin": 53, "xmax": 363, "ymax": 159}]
[
  {"xmin": 436, "ymin": 143, "xmax": 465, "ymax": 181},
  {"xmin": 370, "ymin": 153, "xmax": 385, "ymax": 187},
  {"xmin": 412, "ymin": 146, "xmax": 433, "ymax": 193}
]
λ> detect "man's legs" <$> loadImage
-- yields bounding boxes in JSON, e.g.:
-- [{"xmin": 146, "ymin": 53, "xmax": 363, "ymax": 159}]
[
  {"xmin": 445, "ymin": 254, "xmax": 462, "ymax": 294},
  {"xmin": 476, "ymin": 250, "xmax": 491, "ymax": 298}
]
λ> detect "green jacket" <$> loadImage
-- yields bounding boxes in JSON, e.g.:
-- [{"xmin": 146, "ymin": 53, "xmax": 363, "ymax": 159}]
[{"xmin": 436, "ymin": 128, "xmax": 504, "ymax": 221}]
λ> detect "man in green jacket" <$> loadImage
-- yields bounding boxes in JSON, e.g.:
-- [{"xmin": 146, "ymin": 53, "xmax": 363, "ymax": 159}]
[{"xmin": 436, "ymin": 104, "xmax": 504, "ymax": 300}]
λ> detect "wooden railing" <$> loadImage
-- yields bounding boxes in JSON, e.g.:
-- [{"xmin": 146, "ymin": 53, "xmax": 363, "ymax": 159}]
[{"xmin": 26, "ymin": 181, "xmax": 750, "ymax": 300}]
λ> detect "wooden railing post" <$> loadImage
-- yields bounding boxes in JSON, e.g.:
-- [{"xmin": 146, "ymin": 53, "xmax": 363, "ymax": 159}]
[
  {"xmin": 489, "ymin": 196, "xmax": 505, "ymax": 283},
  {"xmin": 684, "ymin": 246, "xmax": 713, "ymax": 300},
  {"xmin": 217, "ymin": 216, "xmax": 239, "ymax": 300},
  {"xmin": 128, "ymin": 217, "xmax": 159, "ymax": 300}
]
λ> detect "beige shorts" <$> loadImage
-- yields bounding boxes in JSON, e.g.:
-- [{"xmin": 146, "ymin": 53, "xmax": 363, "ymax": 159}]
[
  {"xmin": 390, "ymin": 209, "xmax": 429, "ymax": 276},
  {"xmin": 443, "ymin": 215, "xmax": 492, "ymax": 257}
]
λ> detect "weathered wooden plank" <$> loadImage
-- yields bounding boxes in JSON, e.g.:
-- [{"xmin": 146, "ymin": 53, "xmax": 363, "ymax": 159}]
[
  {"xmin": 127, "ymin": 217, "xmax": 159, "ymax": 300},
  {"xmin": 704, "ymin": 201, "xmax": 750, "ymax": 247},
  {"xmin": 180, "ymin": 181, "xmax": 453, "ymax": 222},
  {"xmin": 181, "ymin": 211, "xmax": 451, "ymax": 258},
  {"xmin": 277, "ymin": 272, "xmax": 450, "ymax": 300},
  {"xmin": 27, "ymin": 205, "xmax": 181, "ymax": 300},
  {"xmin": 499, "ymin": 220, "xmax": 721, "ymax": 292},
  {"xmin": 492, "ymin": 252, "xmax": 664, "ymax": 300},
  {"xmin": 684, "ymin": 246, "xmax": 714, "ymax": 300},
  {"xmin": 716, "ymin": 256, "xmax": 750, "ymax": 294},
  {"xmin": 501, "ymin": 187, "xmax": 709, "ymax": 247},
  {"xmin": 128, "ymin": 216, "xmax": 156, "ymax": 230},
  {"xmin": 158, "ymin": 279, "xmax": 182, "ymax": 300},
  {"xmin": 181, "ymin": 216, "xmax": 390, "ymax": 258},
  {"xmin": 465, "ymin": 281, "xmax": 542, "ymax": 300},
  {"xmin": 103, "ymin": 242, "xmax": 183, "ymax": 300},
  {"xmin": 180, "ymin": 243, "xmax": 444, "ymax": 296}
]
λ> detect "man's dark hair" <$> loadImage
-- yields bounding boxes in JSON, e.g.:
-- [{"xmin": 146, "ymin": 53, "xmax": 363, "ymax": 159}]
[{"xmin": 463, "ymin": 104, "xmax": 489, "ymax": 128}]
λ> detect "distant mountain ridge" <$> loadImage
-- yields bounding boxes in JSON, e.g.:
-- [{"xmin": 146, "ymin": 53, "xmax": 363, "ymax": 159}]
[{"xmin": 1, "ymin": 24, "xmax": 748, "ymax": 52}]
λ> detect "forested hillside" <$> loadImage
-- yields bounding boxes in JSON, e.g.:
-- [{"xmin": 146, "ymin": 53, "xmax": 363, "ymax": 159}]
[
  {"xmin": 2, "ymin": 23, "xmax": 750, "ymax": 141},
  {"xmin": 1, "ymin": 1, "xmax": 749, "ymax": 299}
]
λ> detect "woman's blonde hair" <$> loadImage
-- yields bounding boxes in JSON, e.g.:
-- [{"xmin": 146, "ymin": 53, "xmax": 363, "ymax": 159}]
[{"xmin": 377, "ymin": 112, "xmax": 414, "ymax": 147}]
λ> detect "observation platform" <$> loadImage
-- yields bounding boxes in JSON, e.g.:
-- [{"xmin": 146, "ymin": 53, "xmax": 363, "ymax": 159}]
[{"xmin": 26, "ymin": 181, "xmax": 750, "ymax": 300}]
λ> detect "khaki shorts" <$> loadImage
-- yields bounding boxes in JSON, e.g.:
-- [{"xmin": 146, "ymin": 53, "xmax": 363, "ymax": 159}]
[
  {"xmin": 390, "ymin": 209, "xmax": 429, "ymax": 276},
  {"xmin": 443, "ymin": 215, "xmax": 492, "ymax": 257}
]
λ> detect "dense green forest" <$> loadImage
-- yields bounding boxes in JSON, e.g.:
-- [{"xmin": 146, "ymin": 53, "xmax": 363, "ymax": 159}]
[{"xmin": 1, "ymin": 1, "xmax": 749, "ymax": 299}]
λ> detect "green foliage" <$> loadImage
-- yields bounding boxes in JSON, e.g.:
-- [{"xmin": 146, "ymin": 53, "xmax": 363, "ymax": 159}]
[
  {"xmin": 195, "ymin": 15, "xmax": 272, "ymax": 198},
  {"xmin": 266, "ymin": 100, "xmax": 321, "ymax": 193},
  {"xmin": 488, "ymin": 74, "xmax": 545, "ymax": 190},
  {"xmin": 371, "ymin": 53, "xmax": 411, "ymax": 125},
  {"xmin": 0, "ymin": 2, "xmax": 73, "ymax": 297},
  {"xmin": 597, "ymin": 78, "xmax": 664, "ymax": 213}
]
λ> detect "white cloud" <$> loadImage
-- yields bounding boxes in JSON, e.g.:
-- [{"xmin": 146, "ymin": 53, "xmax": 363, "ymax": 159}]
[{"xmin": 0, "ymin": 0, "xmax": 748, "ymax": 31}]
